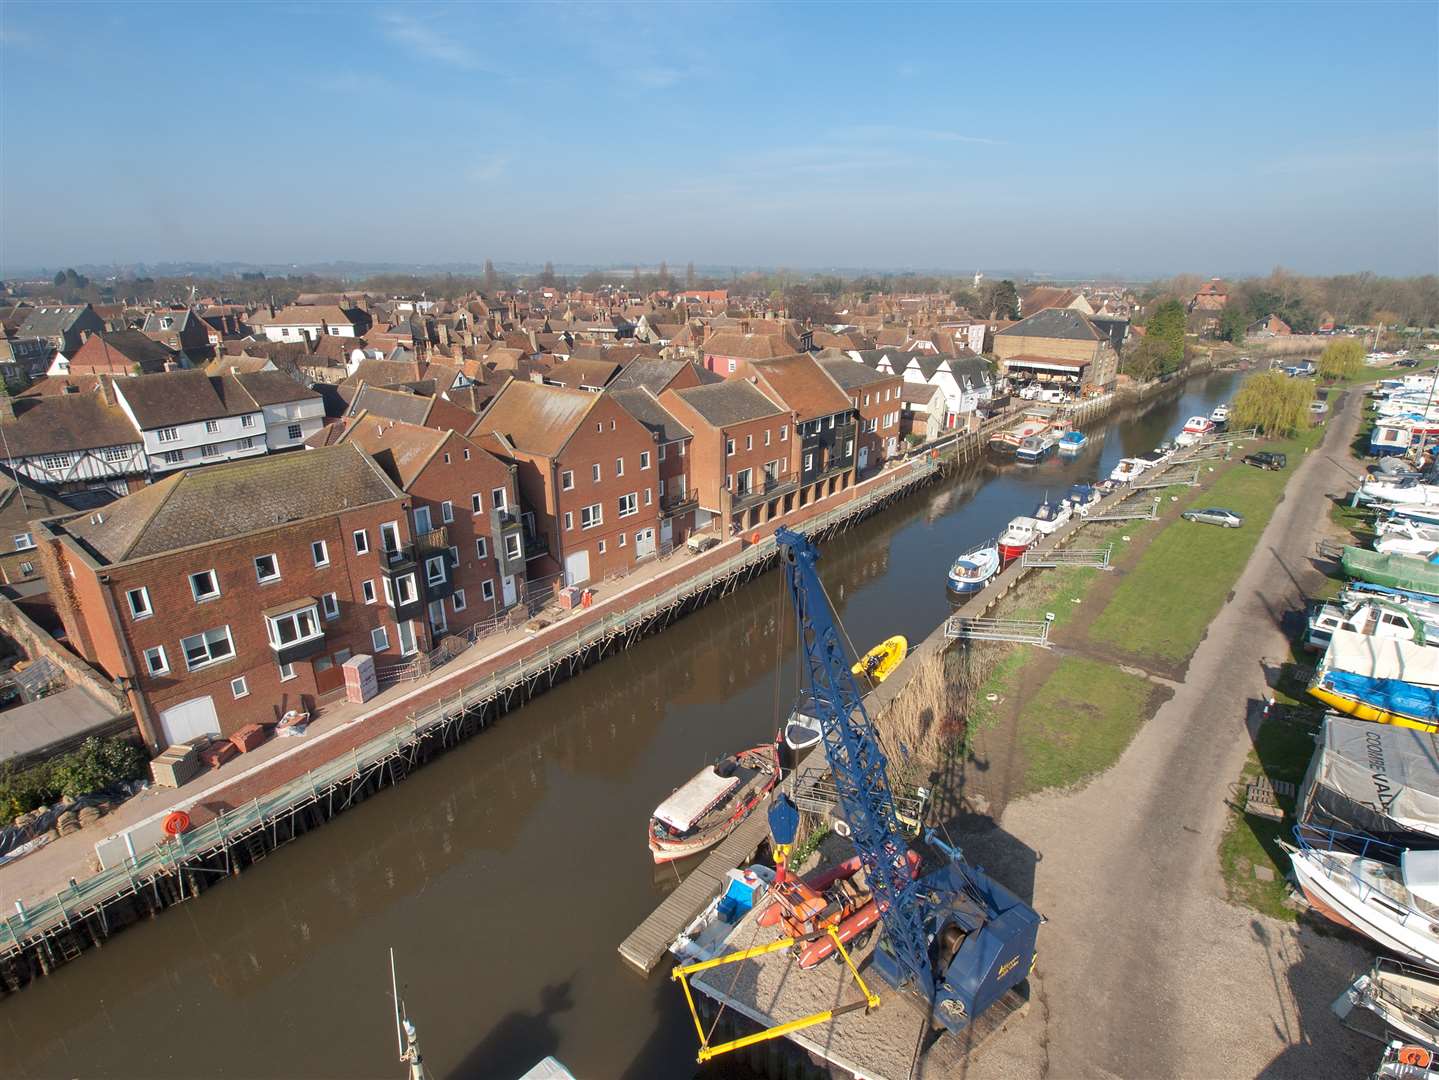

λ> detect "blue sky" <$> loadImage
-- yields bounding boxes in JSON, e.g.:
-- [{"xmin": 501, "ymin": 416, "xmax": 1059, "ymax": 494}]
[{"xmin": 2, "ymin": 1, "xmax": 1436, "ymax": 277}]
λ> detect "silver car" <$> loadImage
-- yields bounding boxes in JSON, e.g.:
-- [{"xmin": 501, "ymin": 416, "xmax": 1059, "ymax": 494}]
[{"xmin": 1181, "ymin": 507, "xmax": 1244, "ymax": 528}]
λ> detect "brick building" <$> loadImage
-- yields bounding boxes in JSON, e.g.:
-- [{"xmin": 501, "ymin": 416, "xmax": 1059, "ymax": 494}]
[
  {"xmin": 36, "ymin": 446, "xmax": 426, "ymax": 747},
  {"xmin": 609, "ymin": 388, "xmax": 696, "ymax": 550},
  {"xmin": 993, "ymin": 308, "xmax": 1120, "ymax": 391},
  {"xmin": 738, "ymin": 353, "xmax": 859, "ymax": 505},
  {"xmin": 815, "ymin": 356, "xmax": 904, "ymax": 474}
]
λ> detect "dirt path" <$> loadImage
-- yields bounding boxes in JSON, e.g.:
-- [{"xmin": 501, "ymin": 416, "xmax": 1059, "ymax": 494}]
[{"xmin": 960, "ymin": 391, "xmax": 1376, "ymax": 1080}]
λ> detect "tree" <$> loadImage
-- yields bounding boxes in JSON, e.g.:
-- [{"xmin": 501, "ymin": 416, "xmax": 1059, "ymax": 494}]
[
  {"xmin": 784, "ymin": 285, "xmax": 836, "ymax": 326},
  {"xmin": 658, "ymin": 260, "xmax": 670, "ymax": 289},
  {"xmin": 981, "ymin": 279, "xmax": 1019, "ymax": 319},
  {"xmin": 1230, "ymin": 371, "xmax": 1314, "ymax": 436},
  {"xmin": 53, "ymin": 270, "xmax": 66, "ymax": 287},
  {"xmin": 1218, "ymin": 307, "xmax": 1248, "ymax": 344},
  {"xmin": 483, "ymin": 259, "xmax": 498, "ymax": 292},
  {"xmin": 1145, "ymin": 298, "xmax": 1187, "ymax": 373},
  {"xmin": 685, "ymin": 262, "xmax": 696, "ymax": 289},
  {"xmin": 1317, "ymin": 339, "xmax": 1365, "ymax": 381},
  {"xmin": 950, "ymin": 287, "xmax": 981, "ymax": 311},
  {"xmin": 1120, "ymin": 335, "xmax": 1168, "ymax": 382}
]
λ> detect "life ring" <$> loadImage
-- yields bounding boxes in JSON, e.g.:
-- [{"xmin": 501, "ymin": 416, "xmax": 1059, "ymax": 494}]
[
  {"xmin": 1399, "ymin": 1046, "xmax": 1432, "ymax": 1067},
  {"xmin": 163, "ymin": 810, "xmax": 191, "ymax": 836},
  {"xmin": 750, "ymin": 532, "xmax": 760, "ymax": 544}
]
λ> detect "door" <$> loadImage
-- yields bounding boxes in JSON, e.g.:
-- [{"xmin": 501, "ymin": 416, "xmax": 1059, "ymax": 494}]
[
  {"xmin": 858, "ymin": 446, "xmax": 869, "ymax": 471},
  {"xmin": 428, "ymin": 599, "xmax": 447, "ymax": 634},
  {"xmin": 159, "ymin": 696, "xmax": 220, "ymax": 746},
  {"xmin": 501, "ymin": 574, "xmax": 517, "ymax": 607},
  {"xmin": 635, "ymin": 528, "xmax": 657, "ymax": 559},
  {"xmin": 660, "ymin": 518, "xmax": 673, "ymax": 546},
  {"xmin": 564, "ymin": 549, "xmax": 591, "ymax": 586}
]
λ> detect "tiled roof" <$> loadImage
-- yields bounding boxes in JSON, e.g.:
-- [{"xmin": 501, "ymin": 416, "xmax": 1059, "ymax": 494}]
[
  {"xmin": 609, "ymin": 388, "xmax": 691, "ymax": 444},
  {"xmin": 263, "ymin": 305, "xmax": 355, "ymax": 328},
  {"xmin": 116, "ymin": 369, "xmax": 315, "ymax": 429},
  {"xmin": 0, "ymin": 391, "xmax": 139, "ymax": 456},
  {"xmin": 816, "ymin": 356, "xmax": 896, "ymax": 390},
  {"xmin": 748, "ymin": 353, "xmax": 852, "ymax": 421},
  {"xmin": 701, "ymin": 329, "xmax": 798, "ymax": 360},
  {"xmin": 469, "ymin": 379, "xmax": 598, "ymax": 458},
  {"xmin": 547, "ymin": 357, "xmax": 621, "ymax": 389},
  {"xmin": 17, "ymin": 305, "xmax": 92, "ymax": 339},
  {"xmin": 997, "ymin": 308, "xmax": 1102, "ymax": 343},
  {"xmin": 64, "ymin": 444, "xmax": 401, "ymax": 564},
  {"xmin": 70, "ymin": 330, "xmax": 176, "ymax": 373},
  {"xmin": 609, "ymin": 358, "xmax": 688, "ymax": 393},
  {"xmin": 671, "ymin": 380, "xmax": 784, "ymax": 428},
  {"xmin": 334, "ymin": 411, "xmax": 450, "ymax": 488},
  {"xmin": 345, "ymin": 384, "xmax": 435, "ymax": 426}
]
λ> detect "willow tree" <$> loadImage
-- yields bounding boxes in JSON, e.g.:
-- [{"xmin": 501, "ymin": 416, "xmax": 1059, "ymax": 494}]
[
  {"xmin": 1230, "ymin": 371, "xmax": 1314, "ymax": 436},
  {"xmin": 1317, "ymin": 339, "xmax": 1366, "ymax": 381}
]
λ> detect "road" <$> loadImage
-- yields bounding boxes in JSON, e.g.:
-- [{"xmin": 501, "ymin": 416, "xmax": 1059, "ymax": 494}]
[{"xmin": 968, "ymin": 388, "xmax": 1376, "ymax": 1080}]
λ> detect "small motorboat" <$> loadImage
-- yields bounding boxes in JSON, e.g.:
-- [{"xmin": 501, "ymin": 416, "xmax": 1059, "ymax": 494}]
[
  {"xmin": 1335, "ymin": 959, "xmax": 1439, "ymax": 1052},
  {"xmin": 851, "ymin": 636, "xmax": 908, "ymax": 684},
  {"xmin": 998, "ymin": 516, "xmax": 1040, "ymax": 563},
  {"xmin": 1359, "ymin": 478, "xmax": 1439, "ymax": 507},
  {"xmin": 948, "ymin": 543, "xmax": 1000, "ymax": 594},
  {"xmin": 1210, "ymin": 404, "xmax": 1231, "ymax": 425},
  {"xmin": 669, "ymin": 864, "xmax": 776, "ymax": 965},
  {"xmin": 1063, "ymin": 483, "xmax": 1103, "ymax": 515},
  {"xmin": 1057, "ymin": 430, "xmax": 1087, "ymax": 455},
  {"xmin": 648, "ymin": 744, "xmax": 781, "ymax": 863},
  {"xmin": 758, "ymin": 850, "xmax": 923, "ymax": 968},
  {"xmin": 1109, "ymin": 457, "xmax": 1149, "ymax": 484},
  {"xmin": 783, "ymin": 691, "xmax": 824, "ymax": 751},
  {"xmin": 1014, "ymin": 431, "xmax": 1057, "ymax": 462},
  {"xmin": 1305, "ymin": 597, "xmax": 1434, "ymax": 652},
  {"xmin": 1377, "ymin": 527, "xmax": 1439, "ymax": 559},
  {"xmin": 1031, "ymin": 498, "xmax": 1072, "ymax": 535},
  {"xmin": 1175, "ymin": 416, "xmax": 1217, "ymax": 446}
]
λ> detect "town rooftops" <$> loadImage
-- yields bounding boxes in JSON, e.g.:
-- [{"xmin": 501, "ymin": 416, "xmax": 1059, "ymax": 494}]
[
  {"xmin": 996, "ymin": 307, "xmax": 1103, "ymax": 343},
  {"xmin": 670, "ymin": 380, "xmax": 785, "ymax": 428},
  {"xmin": 702, "ymin": 329, "xmax": 799, "ymax": 360},
  {"xmin": 609, "ymin": 388, "xmax": 692, "ymax": 444},
  {"xmin": 69, "ymin": 329, "xmax": 177, "ymax": 373},
  {"xmin": 815, "ymin": 355, "xmax": 895, "ymax": 391},
  {"xmin": 0, "ymin": 391, "xmax": 142, "ymax": 455},
  {"xmin": 546, "ymin": 357, "xmax": 621, "ymax": 390},
  {"xmin": 116, "ymin": 369, "xmax": 318, "ymax": 428},
  {"xmin": 344, "ymin": 383, "xmax": 436, "ymax": 426},
  {"xmin": 263, "ymin": 304, "xmax": 357, "ymax": 328},
  {"xmin": 333, "ymin": 411, "xmax": 453, "ymax": 488},
  {"xmin": 748, "ymin": 353, "xmax": 852, "ymax": 421},
  {"xmin": 61, "ymin": 444, "xmax": 402, "ymax": 565},
  {"xmin": 17, "ymin": 305, "xmax": 93, "ymax": 339},
  {"xmin": 469, "ymin": 379, "xmax": 599, "ymax": 458}
]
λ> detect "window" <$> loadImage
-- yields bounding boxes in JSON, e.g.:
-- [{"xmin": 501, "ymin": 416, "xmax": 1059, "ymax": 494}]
[
  {"xmin": 617, "ymin": 493, "xmax": 638, "ymax": 518},
  {"xmin": 18, "ymin": 561, "xmax": 33, "ymax": 577},
  {"xmin": 845, "ymin": 440, "xmax": 853, "ymax": 457},
  {"xmin": 658, "ymin": 443, "xmax": 667, "ymax": 462},
  {"xmin": 580, "ymin": 503, "xmax": 602, "ymax": 528},
  {"xmin": 278, "ymin": 661, "xmax": 297, "ymax": 681},
  {"xmin": 597, "ymin": 540, "xmax": 606, "ymax": 555},
  {"xmin": 397, "ymin": 620, "xmax": 418, "ymax": 656},
  {"xmin": 315, "ymin": 657, "xmax": 332, "ymax": 673},
  {"xmin": 266, "ymin": 605, "xmax": 320, "ymax": 648},
  {"xmin": 371, "ymin": 626, "xmax": 390, "ymax": 652},
  {"xmin": 829, "ymin": 416, "xmax": 836, "ymax": 429},
  {"xmin": 615, "ymin": 457, "xmax": 624, "ymax": 478},
  {"xmin": 362, "ymin": 579, "xmax": 377, "ymax": 604},
  {"xmin": 592, "ymin": 464, "xmax": 601, "ymax": 483},
  {"xmin": 311, "ymin": 540, "xmax": 329, "ymax": 567},
  {"xmin": 726, "ymin": 438, "xmax": 735, "ymax": 457},
  {"xmin": 394, "ymin": 573, "xmax": 418, "ymax": 606},
  {"xmin": 471, "ymin": 492, "xmax": 484, "ymax": 514},
  {"xmin": 143, "ymin": 645, "xmax": 168, "ymax": 676},
  {"xmin": 452, "ymin": 589, "xmax": 467, "ymax": 612},
  {"xmin": 126, "ymin": 587, "xmax": 152, "ymax": 619},
  {"xmin": 12, "ymin": 532, "xmax": 34, "ymax": 551},
  {"xmin": 764, "ymin": 430, "xmax": 771, "ymax": 447},
  {"xmin": 254, "ymin": 554, "xmax": 280, "ymax": 583},
  {"xmin": 618, "ymin": 532, "xmax": 626, "ymax": 547},
  {"xmin": 448, "ymin": 545, "xmax": 459, "ymax": 568},
  {"xmin": 491, "ymin": 487, "xmax": 507, "ymax": 511},
  {"xmin": 863, "ymin": 393, "xmax": 870, "ymax": 407},
  {"xmin": 380, "ymin": 521, "xmax": 400, "ymax": 553},
  {"xmin": 181, "ymin": 626, "xmax": 234, "ymax": 670},
  {"xmin": 425, "ymin": 555, "xmax": 447, "ymax": 586},
  {"xmin": 156, "ymin": 427, "xmax": 179, "ymax": 443},
  {"xmin": 804, "ymin": 452, "xmax": 814, "ymax": 471},
  {"xmin": 443, "ymin": 453, "xmax": 451, "ymax": 465},
  {"xmin": 727, "ymin": 359, "xmax": 736, "ymax": 373},
  {"xmin": 441, "ymin": 500, "xmax": 454, "ymax": 524},
  {"xmin": 354, "ymin": 529, "xmax": 369, "ymax": 555},
  {"xmin": 560, "ymin": 471, "xmax": 574, "ymax": 491},
  {"xmin": 640, "ymin": 451, "xmax": 651, "ymax": 470},
  {"xmin": 413, "ymin": 505, "xmax": 432, "ymax": 534},
  {"xmin": 162, "ymin": 449, "xmax": 184, "ymax": 465},
  {"xmin": 237, "ymin": 436, "xmax": 255, "ymax": 450},
  {"xmin": 321, "ymin": 592, "xmax": 339, "ymax": 620},
  {"xmin": 679, "ymin": 441, "xmax": 686, "ymax": 456},
  {"xmin": 463, "ymin": 449, "xmax": 470, "ymax": 461},
  {"xmin": 200, "ymin": 443, "xmax": 220, "ymax": 458},
  {"xmin": 745, "ymin": 435, "xmax": 753, "ymax": 451},
  {"xmin": 596, "ymin": 422, "xmax": 603, "ymax": 433},
  {"xmin": 241, "ymin": 414, "xmax": 256, "ymax": 429},
  {"xmin": 231, "ymin": 676, "xmax": 249, "ymax": 699},
  {"xmin": 288, "ymin": 423, "xmax": 302, "ymax": 440},
  {"xmin": 189, "ymin": 570, "xmax": 220, "ymax": 602},
  {"xmin": 102, "ymin": 446, "xmax": 128, "ymax": 462},
  {"xmin": 428, "ymin": 599, "xmax": 447, "ymax": 633},
  {"xmin": 563, "ymin": 512, "xmax": 573, "ymax": 531},
  {"xmin": 475, "ymin": 536, "xmax": 489, "ymax": 559},
  {"xmin": 644, "ymin": 487, "xmax": 653, "ymax": 506},
  {"xmin": 41, "ymin": 452, "xmax": 69, "ymax": 470},
  {"xmin": 504, "ymin": 533, "xmax": 522, "ymax": 560},
  {"xmin": 481, "ymin": 579, "xmax": 495, "ymax": 602},
  {"xmin": 780, "ymin": 425, "xmax": 789, "ymax": 441},
  {"xmin": 205, "ymin": 419, "xmax": 220, "ymax": 434}
]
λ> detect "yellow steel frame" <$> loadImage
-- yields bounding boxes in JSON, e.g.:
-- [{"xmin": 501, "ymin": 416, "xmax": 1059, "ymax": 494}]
[{"xmin": 670, "ymin": 925, "xmax": 881, "ymax": 1063}]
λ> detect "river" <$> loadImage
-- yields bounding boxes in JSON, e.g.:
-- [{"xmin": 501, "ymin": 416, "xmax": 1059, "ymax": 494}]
[{"xmin": 0, "ymin": 371, "xmax": 1240, "ymax": 1079}]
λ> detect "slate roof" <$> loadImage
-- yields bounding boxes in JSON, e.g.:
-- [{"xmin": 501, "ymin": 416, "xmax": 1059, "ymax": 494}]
[
  {"xmin": 816, "ymin": 356, "xmax": 896, "ymax": 391},
  {"xmin": 898, "ymin": 382, "xmax": 942, "ymax": 405},
  {"xmin": 469, "ymin": 379, "xmax": 599, "ymax": 458},
  {"xmin": 140, "ymin": 309, "xmax": 198, "ymax": 336},
  {"xmin": 996, "ymin": 308, "xmax": 1102, "ymax": 343},
  {"xmin": 64, "ymin": 445, "xmax": 401, "ymax": 565},
  {"xmin": 670, "ymin": 380, "xmax": 784, "ymax": 428},
  {"xmin": 0, "ymin": 392, "xmax": 141, "ymax": 455},
  {"xmin": 264, "ymin": 304, "xmax": 356, "ymax": 328},
  {"xmin": 18, "ymin": 305, "xmax": 92, "ymax": 339},
  {"xmin": 116, "ymin": 369, "xmax": 316, "ymax": 428},
  {"xmin": 232, "ymin": 369, "xmax": 319, "ymax": 407},
  {"xmin": 344, "ymin": 384, "xmax": 435, "ymax": 426},
  {"xmin": 70, "ymin": 330, "xmax": 176, "ymax": 373},
  {"xmin": 748, "ymin": 354, "xmax": 852, "ymax": 421},
  {"xmin": 609, "ymin": 388, "xmax": 691, "ymax": 444}
]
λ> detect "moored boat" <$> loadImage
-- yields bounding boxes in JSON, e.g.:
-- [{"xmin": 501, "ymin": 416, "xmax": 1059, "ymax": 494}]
[
  {"xmin": 997, "ymin": 516, "xmax": 1040, "ymax": 563},
  {"xmin": 1109, "ymin": 457, "xmax": 1149, "ymax": 484},
  {"xmin": 669, "ymin": 864, "xmax": 776, "ymax": 964},
  {"xmin": 648, "ymin": 744, "xmax": 781, "ymax": 863},
  {"xmin": 1210, "ymin": 404, "xmax": 1230, "ymax": 425},
  {"xmin": 1057, "ymin": 430, "xmax": 1087, "ymax": 454},
  {"xmin": 947, "ymin": 543, "xmax": 1000, "ymax": 594},
  {"xmin": 1031, "ymin": 498, "xmax": 1072, "ymax": 535},
  {"xmin": 1014, "ymin": 431, "xmax": 1057, "ymax": 462},
  {"xmin": 852, "ymin": 636, "xmax": 908, "ymax": 684},
  {"xmin": 1063, "ymin": 482, "xmax": 1103, "ymax": 515},
  {"xmin": 1175, "ymin": 416, "xmax": 1216, "ymax": 446},
  {"xmin": 783, "ymin": 691, "xmax": 824, "ymax": 751},
  {"xmin": 1336, "ymin": 959, "xmax": 1439, "ymax": 1052}
]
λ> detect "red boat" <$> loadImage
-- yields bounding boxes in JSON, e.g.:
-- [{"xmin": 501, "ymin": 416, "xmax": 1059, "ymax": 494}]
[
  {"xmin": 997, "ymin": 516, "xmax": 1040, "ymax": 563},
  {"xmin": 648, "ymin": 743, "xmax": 780, "ymax": 864},
  {"xmin": 758, "ymin": 849, "xmax": 923, "ymax": 968}
]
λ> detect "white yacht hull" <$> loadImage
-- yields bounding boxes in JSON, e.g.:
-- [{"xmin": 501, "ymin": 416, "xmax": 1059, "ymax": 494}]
[{"xmin": 1288, "ymin": 849, "xmax": 1439, "ymax": 966}]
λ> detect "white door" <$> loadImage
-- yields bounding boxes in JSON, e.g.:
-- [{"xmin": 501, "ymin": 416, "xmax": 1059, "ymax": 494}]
[
  {"xmin": 159, "ymin": 696, "xmax": 220, "ymax": 746},
  {"xmin": 858, "ymin": 446, "xmax": 869, "ymax": 470},
  {"xmin": 660, "ymin": 518, "xmax": 673, "ymax": 546},
  {"xmin": 501, "ymin": 574, "xmax": 517, "ymax": 607},
  {"xmin": 564, "ymin": 550, "xmax": 591, "ymax": 586},
  {"xmin": 635, "ymin": 528, "xmax": 656, "ymax": 559},
  {"xmin": 397, "ymin": 619, "xmax": 418, "ymax": 656}
]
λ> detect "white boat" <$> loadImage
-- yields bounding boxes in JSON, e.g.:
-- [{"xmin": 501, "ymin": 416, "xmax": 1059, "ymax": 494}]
[
  {"xmin": 1306, "ymin": 597, "xmax": 1436, "ymax": 652},
  {"xmin": 1377, "ymin": 533, "xmax": 1439, "ymax": 559},
  {"xmin": 1062, "ymin": 483, "xmax": 1103, "ymax": 515},
  {"xmin": 1031, "ymin": 498, "xmax": 1072, "ymax": 535},
  {"xmin": 669, "ymin": 864, "xmax": 775, "ymax": 965},
  {"xmin": 1336, "ymin": 959, "xmax": 1439, "ymax": 1051},
  {"xmin": 1360, "ymin": 479, "xmax": 1439, "ymax": 507},
  {"xmin": 948, "ymin": 543, "xmax": 1000, "ymax": 594},
  {"xmin": 1284, "ymin": 834, "xmax": 1439, "ymax": 966},
  {"xmin": 1209, "ymin": 404, "xmax": 1230, "ymax": 424},
  {"xmin": 783, "ymin": 691, "xmax": 823, "ymax": 751},
  {"xmin": 1109, "ymin": 457, "xmax": 1150, "ymax": 484},
  {"xmin": 1175, "ymin": 416, "xmax": 1216, "ymax": 447}
]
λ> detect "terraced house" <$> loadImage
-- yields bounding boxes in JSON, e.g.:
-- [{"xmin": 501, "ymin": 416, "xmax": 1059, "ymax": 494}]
[{"xmin": 35, "ymin": 446, "xmax": 421, "ymax": 747}]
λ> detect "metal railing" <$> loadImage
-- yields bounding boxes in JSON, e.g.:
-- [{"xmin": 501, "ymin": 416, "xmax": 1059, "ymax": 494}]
[
  {"xmin": 1021, "ymin": 545, "xmax": 1112, "ymax": 570},
  {"xmin": 945, "ymin": 615, "xmax": 1053, "ymax": 647}
]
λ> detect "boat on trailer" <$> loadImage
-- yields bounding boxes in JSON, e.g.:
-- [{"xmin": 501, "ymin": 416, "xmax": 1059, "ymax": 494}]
[
  {"xmin": 947, "ymin": 542, "xmax": 1000, "ymax": 594},
  {"xmin": 1336, "ymin": 959, "xmax": 1439, "ymax": 1052},
  {"xmin": 648, "ymin": 744, "xmax": 781, "ymax": 863}
]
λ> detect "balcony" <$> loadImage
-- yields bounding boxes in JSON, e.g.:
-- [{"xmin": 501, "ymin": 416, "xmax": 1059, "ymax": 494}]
[
  {"xmin": 659, "ymin": 491, "xmax": 699, "ymax": 516},
  {"xmin": 731, "ymin": 474, "xmax": 798, "ymax": 512}
]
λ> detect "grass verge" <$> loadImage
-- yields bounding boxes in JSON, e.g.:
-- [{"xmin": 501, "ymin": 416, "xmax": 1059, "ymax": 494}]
[
  {"xmin": 1088, "ymin": 427, "xmax": 1325, "ymax": 664},
  {"xmin": 1016, "ymin": 656, "xmax": 1156, "ymax": 795}
]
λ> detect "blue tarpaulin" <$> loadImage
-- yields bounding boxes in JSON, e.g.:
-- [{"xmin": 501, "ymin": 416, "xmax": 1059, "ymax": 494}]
[{"xmin": 1326, "ymin": 670, "xmax": 1439, "ymax": 723}]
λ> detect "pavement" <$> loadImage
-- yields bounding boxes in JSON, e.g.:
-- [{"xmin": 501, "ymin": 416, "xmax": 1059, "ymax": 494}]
[{"xmin": 965, "ymin": 388, "xmax": 1378, "ymax": 1080}]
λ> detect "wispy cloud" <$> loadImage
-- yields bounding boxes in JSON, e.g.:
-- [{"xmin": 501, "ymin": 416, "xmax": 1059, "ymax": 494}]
[
  {"xmin": 378, "ymin": 10, "xmax": 479, "ymax": 69},
  {"xmin": 838, "ymin": 124, "xmax": 1002, "ymax": 146}
]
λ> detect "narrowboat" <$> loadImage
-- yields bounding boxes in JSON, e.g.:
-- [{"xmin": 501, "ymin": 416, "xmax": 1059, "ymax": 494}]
[
  {"xmin": 669, "ymin": 865, "xmax": 775, "ymax": 965},
  {"xmin": 851, "ymin": 635, "xmax": 908, "ymax": 684},
  {"xmin": 1031, "ymin": 498, "xmax": 1072, "ymax": 535},
  {"xmin": 1057, "ymin": 430, "xmax": 1087, "ymax": 455},
  {"xmin": 648, "ymin": 743, "xmax": 781, "ymax": 863},
  {"xmin": 947, "ymin": 542, "xmax": 1000, "ymax": 594},
  {"xmin": 997, "ymin": 516, "xmax": 1040, "ymax": 562}
]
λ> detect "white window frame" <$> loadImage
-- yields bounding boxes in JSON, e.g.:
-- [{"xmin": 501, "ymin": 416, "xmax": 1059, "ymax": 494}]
[
  {"xmin": 563, "ymin": 511, "xmax": 573, "ymax": 531},
  {"xmin": 425, "ymin": 555, "xmax": 447, "ymax": 586},
  {"xmin": 781, "ymin": 424, "xmax": 789, "ymax": 441},
  {"xmin": 143, "ymin": 645, "xmax": 168, "ymax": 676},
  {"xmin": 592, "ymin": 463, "xmax": 601, "ymax": 483},
  {"xmin": 371, "ymin": 625, "xmax": 390, "ymax": 652},
  {"xmin": 189, "ymin": 569, "xmax": 220, "ymax": 603},
  {"xmin": 241, "ymin": 413, "xmax": 256, "ymax": 429},
  {"xmin": 491, "ymin": 487, "xmax": 507, "ymax": 512},
  {"xmin": 380, "ymin": 521, "xmax": 400, "ymax": 553},
  {"xmin": 452, "ymin": 589, "xmax": 467, "ymax": 612},
  {"xmin": 205, "ymin": 419, "xmax": 220, "ymax": 434},
  {"xmin": 353, "ymin": 529, "xmax": 369, "ymax": 555},
  {"xmin": 475, "ymin": 537, "xmax": 488, "ymax": 559},
  {"xmin": 265, "ymin": 605, "xmax": 322, "ymax": 649},
  {"xmin": 580, "ymin": 503, "xmax": 602, "ymax": 529},
  {"xmin": 618, "ymin": 492, "xmax": 638, "ymax": 518},
  {"xmin": 254, "ymin": 553, "xmax": 280, "ymax": 584},
  {"xmin": 394, "ymin": 572, "xmax": 418, "ymax": 606},
  {"xmin": 471, "ymin": 492, "xmax": 484, "ymax": 514},
  {"xmin": 12, "ymin": 532, "xmax": 34, "ymax": 551},
  {"xmin": 126, "ymin": 586, "xmax": 152, "ymax": 620},
  {"xmin": 230, "ymin": 676, "xmax": 249, "ymax": 699},
  {"xmin": 644, "ymin": 487, "xmax": 653, "ymax": 506},
  {"xmin": 441, "ymin": 500, "xmax": 454, "ymax": 524},
  {"xmin": 615, "ymin": 457, "xmax": 624, "ymax": 478},
  {"xmin": 156, "ymin": 427, "xmax": 180, "ymax": 443},
  {"xmin": 561, "ymin": 471, "xmax": 574, "ymax": 491},
  {"xmin": 311, "ymin": 540, "xmax": 329, "ymax": 567},
  {"xmin": 504, "ymin": 533, "xmax": 522, "ymax": 560},
  {"xmin": 640, "ymin": 451, "xmax": 651, "ymax": 470},
  {"xmin": 658, "ymin": 443, "xmax": 667, "ymax": 462},
  {"xmin": 278, "ymin": 661, "xmax": 297, "ymax": 681},
  {"xmin": 448, "ymin": 545, "xmax": 459, "ymax": 568},
  {"xmin": 480, "ymin": 579, "xmax": 495, "ymax": 602},
  {"xmin": 726, "ymin": 438, "xmax": 735, "ymax": 456},
  {"xmin": 180, "ymin": 625, "xmax": 235, "ymax": 671},
  {"xmin": 321, "ymin": 592, "xmax": 339, "ymax": 620},
  {"xmin": 362, "ymin": 579, "xmax": 377, "ymax": 604}
]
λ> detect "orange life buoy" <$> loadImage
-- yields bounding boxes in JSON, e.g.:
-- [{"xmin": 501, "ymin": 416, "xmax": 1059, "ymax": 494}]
[
  {"xmin": 163, "ymin": 810, "xmax": 191, "ymax": 836},
  {"xmin": 1399, "ymin": 1047, "xmax": 1433, "ymax": 1067},
  {"xmin": 750, "ymin": 532, "xmax": 760, "ymax": 544},
  {"xmin": 581, "ymin": 590, "xmax": 593, "ymax": 608}
]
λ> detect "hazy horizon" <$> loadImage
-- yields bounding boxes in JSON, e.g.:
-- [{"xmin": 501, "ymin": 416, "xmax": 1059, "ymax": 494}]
[{"xmin": 2, "ymin": 1, "xmax": 1436, "ymax": 278}]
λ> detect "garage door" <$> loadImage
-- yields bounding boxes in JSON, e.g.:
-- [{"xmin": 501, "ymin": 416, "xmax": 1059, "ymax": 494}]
[
  {"xmin": 158, "ymin": 695, "xmax": 220, "ymax": 746},
  {"xmin": 564, "ymin": 549, "xmax": 591, "ymax": 586}
]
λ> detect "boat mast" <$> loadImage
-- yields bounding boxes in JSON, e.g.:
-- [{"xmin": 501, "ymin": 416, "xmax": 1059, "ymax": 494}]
[{"xmin": 390, "ymin": 948, "xmax": 429, "ymax": 1080}]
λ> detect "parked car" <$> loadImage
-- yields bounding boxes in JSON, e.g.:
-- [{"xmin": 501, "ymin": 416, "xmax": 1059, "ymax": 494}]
[
  {"xmin": 1243, "ymin": 451, "xmax": 1288, "ymax": 471},
  {"xmin": 1309, "ymin": 400, "xmax": 1329, "ymax": 415},
  {"xmin": 1181, "ymin": 507, "xmax": 1245, "ymax": 528},
  {"xmin": 1397, "ymin": 358, "xmax": 1421, "ymax": 368}
]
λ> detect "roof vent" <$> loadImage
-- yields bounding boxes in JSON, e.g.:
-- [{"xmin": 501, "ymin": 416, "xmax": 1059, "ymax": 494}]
[{"xmin": 89, "ymin": 513, "xmax": 104, "ymax": 525}]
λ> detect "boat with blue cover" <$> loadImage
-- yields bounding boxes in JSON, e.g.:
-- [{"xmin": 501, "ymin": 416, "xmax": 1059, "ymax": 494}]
[
  {"xmin": 947, "ymin": 542, "xmax": 1000, "ymax": 594},
  {"xmin": 1057, "ymin": 430, "xmax": 1087, "ymax": 454}
]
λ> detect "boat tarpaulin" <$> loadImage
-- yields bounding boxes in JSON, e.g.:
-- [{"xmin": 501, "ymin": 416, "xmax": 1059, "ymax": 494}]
[
  {"xmin": 1404, "ymin": 849, "xmax": 1439, "ymax": 905},
  {"xmin": 1343, "ymin": 547, "xmax": 1439, "ymax": 597},
  {"xmin": 1300, "ymin": 715, "xmax": 1439, "ymax": 840},
  {"xmin": 653, "ymin": 769, "xmax": 738, "ymax": 833},
  {"xmin": 1325, "ymin": 629, "xmax": 1439, "ymax": 687}
]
